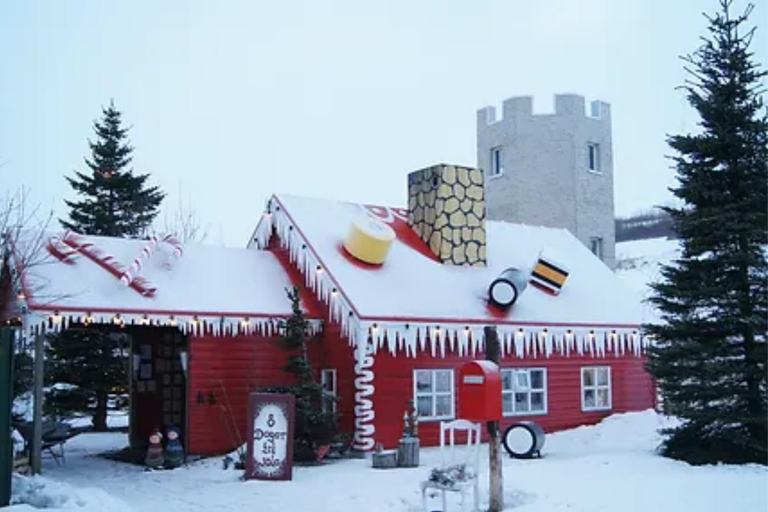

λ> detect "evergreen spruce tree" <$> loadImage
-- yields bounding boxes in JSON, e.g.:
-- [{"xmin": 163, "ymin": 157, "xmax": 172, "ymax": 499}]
[
  {"xmin": 49, "ymin": 101, "xmax": 163, "ymax": 430},
  {"xmin": 646, "ymin": 0, "xmax": 767, "ymax": 465},
  {"xmin": 61, "ymin": 100, "xmax": 164, "ymax": 237},
  {"xmin": 45, "ymin": 329, "xmax": 128, "ymax": 431},
  {"xmin": 266, "ymin": 287, "xmax": 338, "ymax": 462}
]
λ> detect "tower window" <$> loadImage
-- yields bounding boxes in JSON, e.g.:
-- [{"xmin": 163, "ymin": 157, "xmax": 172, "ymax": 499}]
[
  {"xmin": 587, "ymin": 143, "xmax": 600, "ymax": 173},
  {"xmin": 590, "ymin": 237, "xmax": 603, "ymax": 260},
  {"xmin": 490, "ymin": 147, "xmax": 503, "ymax": 177}
]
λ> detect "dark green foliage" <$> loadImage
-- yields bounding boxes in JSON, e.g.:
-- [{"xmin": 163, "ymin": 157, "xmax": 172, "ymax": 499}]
[
  {"xmin": 264, "ymin": 287, "xmax": 337, "ymax": 462},
  {"xmin": 646, "ymin": 0, "xmax": 767, "ymax": 465},
  {"xmin": 61, "ymin": 101, "xmax": 164, "ymax": 237},
  {"xmin": 45, "ymin": 328, "xmax": 128, "ymax": 431},
  {"xmin": 12, "ymin": 352, "xmax": 32, "ymax": 400}
]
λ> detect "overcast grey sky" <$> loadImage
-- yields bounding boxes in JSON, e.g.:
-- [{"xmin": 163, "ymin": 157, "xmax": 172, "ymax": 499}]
[{"xmin": 1, "ymin": 0, "xmax": 766, "ymax": 246}]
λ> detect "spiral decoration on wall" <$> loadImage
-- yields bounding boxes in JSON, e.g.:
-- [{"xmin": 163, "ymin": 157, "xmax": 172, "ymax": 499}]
[{"xmin": 352, "ymin": 343, "xmax": 376, "ymax": 451}]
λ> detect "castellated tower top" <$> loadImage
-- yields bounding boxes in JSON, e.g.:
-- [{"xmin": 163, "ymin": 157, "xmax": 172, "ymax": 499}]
[{"xmin": 477, "ymin": 94, "xmax": 611, "ymax": 126}]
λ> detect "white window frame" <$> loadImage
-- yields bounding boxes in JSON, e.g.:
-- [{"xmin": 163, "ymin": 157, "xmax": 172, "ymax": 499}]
[
  {"xmin": 581, "ymin": 366, "xmax": 612, "ymax": 412},
  {"xmin": 413, "ymin": 369, "xmax": 455, "ymax": 421},
  {"xmin": 501, "ymin": 368, "xmax": 548, "ymax": 417},
  {"xmin": 587, "ymin": 142, "xmax": 601, "ymax": 173},
  {"xmin": 321, "ymin": 368, "xmax": 337, "ymax": 414},
  {"xmin": 490, "ymin": 146, "xmax": 503, "ymax": 177},
  {"xmin": 589, "ymin": 237, "xmax": 604, "ymax": 260}
]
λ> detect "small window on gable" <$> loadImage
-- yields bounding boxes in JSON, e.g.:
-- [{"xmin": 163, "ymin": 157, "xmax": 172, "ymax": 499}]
[
  {"xmin": 490, "ymin": 147, "xmax": 503, "ymax": 177},
  {"xmin": 590, "ymin": 237, "xmax": 604, "ymax": 260},
  {"xmin": 587, "ymin": 143, "xmax": 600, "ymax": 173}
]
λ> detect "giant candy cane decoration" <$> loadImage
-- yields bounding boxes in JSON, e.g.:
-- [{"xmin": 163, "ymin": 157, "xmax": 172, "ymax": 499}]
[
  {"xmin": 60, "ymin": 231, "xmax": 158, "ymax": 297},
  {"xmin": 120, "ymin": 234, "xmax": 159, "ymax": 286},
  {"xmin": 46, "ymin": 234, "xmax": 79, "ymax": 264},
  {"xmin": 353, "ymin": 343, "xmax": 376, "ymax": 451},
  {"xmin": 119, "ymin": 232, "xmax": 183, "ymax": 287}
]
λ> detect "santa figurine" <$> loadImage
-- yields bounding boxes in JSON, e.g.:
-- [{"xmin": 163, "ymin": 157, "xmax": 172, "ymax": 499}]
[
  {"xmin": 164, "ymin": 426, "xmax": 184, "ymax": 469},
  {"xmin": 145, "ymin": 429, "xmax": 165, "ymax": 470}
]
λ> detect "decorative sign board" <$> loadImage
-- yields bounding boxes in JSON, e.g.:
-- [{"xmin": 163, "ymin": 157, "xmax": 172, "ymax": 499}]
[{"xmin": 246, "ymin": 393, "xmax": 295, "ymax": 481}]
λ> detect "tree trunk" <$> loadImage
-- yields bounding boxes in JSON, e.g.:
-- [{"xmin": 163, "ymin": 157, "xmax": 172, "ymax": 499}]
[
  {"xmin": 92, "ymin": 391, "xmax": 108, "ymax": 431},
  {"xmin": 484, "ymin": 326, "xmax": 504, "ymax": 512}
]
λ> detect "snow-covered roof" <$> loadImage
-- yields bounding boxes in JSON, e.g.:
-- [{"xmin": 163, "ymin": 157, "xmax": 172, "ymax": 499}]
[
  {"xmin": 9, "ymin": 230, "xmax": 313, "ymax": 335},
  {"xmin": 252, "ymin": 194, "xmax": 648, "ymax": 358}
]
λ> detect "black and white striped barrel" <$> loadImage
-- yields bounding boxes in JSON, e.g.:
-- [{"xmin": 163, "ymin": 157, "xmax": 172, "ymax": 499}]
[
  {"xmin": 488, "ymin": 268, "xmax": 528, "ymax": 309},
  {"xmin": 502, "ymin": 421, "xmax": 546, "ymax": 458}
]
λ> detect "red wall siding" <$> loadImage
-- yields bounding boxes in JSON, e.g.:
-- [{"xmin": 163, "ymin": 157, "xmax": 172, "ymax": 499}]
[
  {"xmin": 371, "ymin": 349, "xmax": 655, "ymax": 449},
  {"xmin": 188, "ymin": 334, "xmax": 296, "ymax": 456},
  {"xmin": 313, "ymin": 318, "xmax": 357, "ymax": 439},
  {"xmin": 188, "ymin": 325, "xmax": 356, "ymax": 456}
]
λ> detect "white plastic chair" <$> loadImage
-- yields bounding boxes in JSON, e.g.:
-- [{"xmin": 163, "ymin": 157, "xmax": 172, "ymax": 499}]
[{"xmin": 421, "ymin": 419, "xmax": 482, "ymax": 512}]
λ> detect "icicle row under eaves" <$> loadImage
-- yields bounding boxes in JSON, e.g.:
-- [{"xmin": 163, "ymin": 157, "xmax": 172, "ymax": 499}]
[
  {"xmin": 23, "ymin": 311, "xmax": 322, "ymax": 339},
  {"xmin": 360, "ymin": 322, "xmax": 649, "ymax": 359},
  {"xmin": 253, "ymin": 199, "xmax": 649, "ymax": 359}
]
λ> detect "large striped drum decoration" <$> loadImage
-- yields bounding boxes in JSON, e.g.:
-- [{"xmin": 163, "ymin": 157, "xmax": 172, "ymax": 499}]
[
  {"xmin": 488, "ymin": 267, "xmax": 528, "ymax": 308},
  {"xmin": 529, "ymin": 256, "xmax": 569, "ymax": 295}
]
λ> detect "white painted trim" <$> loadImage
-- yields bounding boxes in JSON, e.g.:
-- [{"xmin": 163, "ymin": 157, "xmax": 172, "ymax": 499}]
[
  {"xmin": 413, "ymin": 369, "xmax": 455, "ymax": 422},
  {"xmin": 580, "ymin": 366, "xmax": 612, "ymax": 412},
  {"xmin": 501, "ymin": 367, "xmax": 548, "ymax": 417}
]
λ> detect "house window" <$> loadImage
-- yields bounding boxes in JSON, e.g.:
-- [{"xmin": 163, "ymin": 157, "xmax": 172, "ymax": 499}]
[
  {"xmin": 414, "ymin": 369, "xmax": 454, "ymax": 421},
  {"xmin": 501, "ymin": 368, "xmax": 547, "ymax": 416},
  {"xmin": 581, "ymin": 366, "xmax": 612, "ymax": 411},
  {"xmin": 321, "ymin": 369, "xmax": 337, "ymax": 413},
  {"xmin": 587, "ymin": 143, "xmax": 600, "ymax": 172},
  {"xmin": 490, "ymin": 147, "xmax": 503, "ymax": 176},
  {"xmin": 590, "ymin": 237, "xmax": 603, "ymax": 260}
]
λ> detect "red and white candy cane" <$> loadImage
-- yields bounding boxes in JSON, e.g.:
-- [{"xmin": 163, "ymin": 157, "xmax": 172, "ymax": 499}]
[
  {"xmin": 160, "ymin": 233, "xmax": 183, "ymax": 269},
  {"xmin": 60, "ymin": 230, "xmax": 157, "ymax": 297},
  {"xmin": 46, "ymin": 234, "xmax": 79, "ymax": 264},
  {"xmin": 120, "ymin": 235, "xmax": 159, "ymax": 287}
]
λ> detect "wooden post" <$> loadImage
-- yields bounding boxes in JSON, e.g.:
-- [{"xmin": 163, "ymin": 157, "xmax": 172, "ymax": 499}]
[
  {"xmin": 484, "ymin": 326, "xmax": 504, "ymax": 512},
  {"xmin": 31, "ymin": 333, "xmax": 44, "ymax": 475}
]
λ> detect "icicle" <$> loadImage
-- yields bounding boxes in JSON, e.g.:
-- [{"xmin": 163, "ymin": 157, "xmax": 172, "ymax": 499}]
[
  {"xmin": 418, "ymin": 328, "xmax": 426, "ymax": 352},
  {"xmin": 514, "ymin": 331, "xmax": 524, "ymax": 358},
  {"xmin": 438, "ymin": 331, "xmax": 446, "ymax": 358}
]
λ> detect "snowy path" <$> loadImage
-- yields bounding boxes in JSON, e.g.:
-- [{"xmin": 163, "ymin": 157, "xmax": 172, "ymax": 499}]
[{"xmin": 10, "ymin": 411, "xmax": 768, "ymax": 512}]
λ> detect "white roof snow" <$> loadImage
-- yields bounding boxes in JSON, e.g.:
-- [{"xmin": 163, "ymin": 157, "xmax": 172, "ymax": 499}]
[
  {"xmin": 10, "ymin": 231, "xmax": 302, "ymax": 325},
  {"xmin": 263, "ymin": 194, "xmax": 644, "ymax": 328}
]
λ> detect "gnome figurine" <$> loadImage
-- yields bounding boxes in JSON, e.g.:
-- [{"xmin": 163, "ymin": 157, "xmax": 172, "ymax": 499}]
[
  {"xmin": 145, "ymin": 429, "xmax": 165, "ymax": 470},
  {"xmin": 164, "ymin": 426, "xmax": 184, "ymax": 469}
]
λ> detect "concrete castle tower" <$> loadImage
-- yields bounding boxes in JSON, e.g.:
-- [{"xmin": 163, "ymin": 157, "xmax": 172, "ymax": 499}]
[{"xmin": 477, "ymin": 94, "xmax": 616, "ymax": 269}]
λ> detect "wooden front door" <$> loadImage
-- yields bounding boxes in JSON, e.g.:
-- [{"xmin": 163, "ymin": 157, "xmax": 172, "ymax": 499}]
[{"xmin": 130, "ymin": 328, "xmax": 187, "ymax": 449}]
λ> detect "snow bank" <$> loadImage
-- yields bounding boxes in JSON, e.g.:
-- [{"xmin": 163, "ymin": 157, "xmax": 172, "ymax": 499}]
[
  {"xmin": 545, "ymin": 409, "xmax": 677, "ymax": 455},
  {"xmin": 11, "ymin": 475, "xmax": 133, "ymax": 511}
]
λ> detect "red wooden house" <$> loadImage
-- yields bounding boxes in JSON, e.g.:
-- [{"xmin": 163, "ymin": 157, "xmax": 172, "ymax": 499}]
[{"xmin": 2, "ymin": 164, "xmax": 653, "ymax": 456}]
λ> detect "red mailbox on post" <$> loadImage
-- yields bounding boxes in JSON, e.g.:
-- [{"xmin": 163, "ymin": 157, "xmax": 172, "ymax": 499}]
[{"xmin": 459, "ymin": 361, "xmax": 502, "ymax": 421}]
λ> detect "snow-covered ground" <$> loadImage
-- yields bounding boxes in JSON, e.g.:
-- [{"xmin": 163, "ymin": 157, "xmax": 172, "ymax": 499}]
[{"xmin": 9, "ymin": 410, "xmax": 767, "ymax": 512}]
